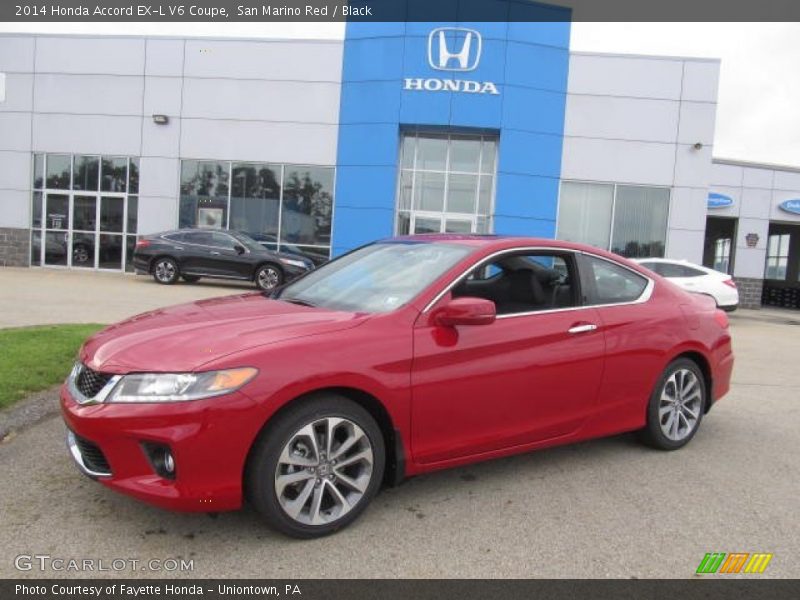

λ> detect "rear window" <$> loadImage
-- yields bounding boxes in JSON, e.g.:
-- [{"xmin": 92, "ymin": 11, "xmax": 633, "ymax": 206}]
[{"xmin": 584, "ymin": 256, "xmax": 648, "ymax": 305}]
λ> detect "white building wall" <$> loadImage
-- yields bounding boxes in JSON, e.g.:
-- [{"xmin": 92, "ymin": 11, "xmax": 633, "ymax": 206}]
[
  {"xmin": 562, "ymin": 52, "xmax": 720, "ymax": 264},
  {"xmin": 0, "ymin": 33, "xmax": 344, "ymax": 238},
  {"xmin": 709, "ymin": 159, "xmax": 800, "ymax": 279}
]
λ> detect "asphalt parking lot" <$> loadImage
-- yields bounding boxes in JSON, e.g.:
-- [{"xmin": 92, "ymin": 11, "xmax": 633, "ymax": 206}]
[{"xmin": 0, "ymin": 269, "xmax": 798, "ymax": 578}]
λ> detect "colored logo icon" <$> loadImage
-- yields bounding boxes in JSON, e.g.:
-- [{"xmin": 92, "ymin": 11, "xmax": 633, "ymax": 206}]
[{"xmin": 696, "ymin": 552, "xmax": 773, "ymax": 574}]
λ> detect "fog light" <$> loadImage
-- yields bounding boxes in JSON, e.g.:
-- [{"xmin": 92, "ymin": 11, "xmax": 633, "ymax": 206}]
[
  {"xmin": 142, "ymin": 442, "xmax": 177, "ymax": 480},
  {"xmin": 164, "ymin": 451, "xmax": 175, "ymax": 474}
]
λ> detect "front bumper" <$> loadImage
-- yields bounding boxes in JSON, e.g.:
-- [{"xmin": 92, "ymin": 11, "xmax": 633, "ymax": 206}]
[{"xmin": 61, "ymin": 383, "xmax": 265, "ymax": 512}]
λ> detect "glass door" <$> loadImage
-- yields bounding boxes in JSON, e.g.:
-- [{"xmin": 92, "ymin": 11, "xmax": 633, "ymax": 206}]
[
  {"xmin": 409, "ymin": 213, "xmax": 476, "ymax": 234},
  {"xmin": 43, "ymin": 193, "xmax": 70, "ymax": 266},
  {"xmin": 71, "ymin": 195, "xmax": 97, "ymax": 268}
]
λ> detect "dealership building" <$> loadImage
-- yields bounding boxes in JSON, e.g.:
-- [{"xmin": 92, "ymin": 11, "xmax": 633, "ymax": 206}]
[{"xmin": 1, "ymin": 5, "xmax": 799, "ymax": 308}]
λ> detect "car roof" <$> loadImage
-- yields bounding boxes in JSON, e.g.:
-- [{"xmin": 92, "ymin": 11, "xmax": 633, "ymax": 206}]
[{"xmin": 384, "ymin": 233, "xmax": 616, "ymax": 255}]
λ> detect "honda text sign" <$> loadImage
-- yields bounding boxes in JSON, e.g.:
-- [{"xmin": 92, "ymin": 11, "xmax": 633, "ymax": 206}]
[{"xmin": 404, "ymin": 27, "xmax": 500, "ymax": 95}]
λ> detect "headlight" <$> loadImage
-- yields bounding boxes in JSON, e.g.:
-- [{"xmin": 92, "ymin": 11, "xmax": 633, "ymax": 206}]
[
  {"xmin": 106, "ymin": 368, "xmax": 258, "ymax": 403},
  {"xmin": 279, "ymin": 257, "xmax": 309, "ymax": 269}
]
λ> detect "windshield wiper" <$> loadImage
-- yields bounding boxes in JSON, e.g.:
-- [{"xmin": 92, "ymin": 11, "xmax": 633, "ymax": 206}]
[{"xmin": 281, "ymin": 297, "xmax": 317, "ymax": 308}]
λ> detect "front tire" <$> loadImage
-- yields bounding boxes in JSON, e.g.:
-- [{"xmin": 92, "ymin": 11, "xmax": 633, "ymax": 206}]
[
  {"xmin": 254, "ymin": 263, "xmax": 283, "ymax": 291},
  {"xmin": 639, "ymin": 358, "xmax": 706, "ymax": 450},
  {"xmin": 152, "ymin": 257, "xmax": 179, "ymax": 285},
  {"xmin": 246, "ymin": 395, "xmax": 385, "ymax": 538}
]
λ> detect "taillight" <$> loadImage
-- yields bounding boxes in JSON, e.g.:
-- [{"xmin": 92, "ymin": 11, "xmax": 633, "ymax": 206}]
[
  {"xmin": 722, "ymin": 278, "xmax": 737, "ymax": 289},
  {"xmin": 714, "ymin": 309, "xmax": 729, "ymax": 329},
  {"xmin": 135, "ymin": 239, "xmax": 150, "ymax": 248}
]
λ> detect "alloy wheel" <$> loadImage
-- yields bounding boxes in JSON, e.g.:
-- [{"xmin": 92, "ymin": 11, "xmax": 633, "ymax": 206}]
[
  {"xmin": 155, "ymin": 260, "xmax": 176, "ymax": 283},
  {"xmin": 658, "ymin": 368, "xmax": 703, "ymax": 441},
  {"xmin": 258, "ymin": 267, "xmax": 280, "ymax": 290},
  {"xmin": 274, "ymin": 417, "xmax": 374, "ymax": 526}
]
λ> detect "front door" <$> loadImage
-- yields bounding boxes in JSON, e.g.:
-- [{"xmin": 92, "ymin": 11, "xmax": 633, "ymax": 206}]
[{"xmin": 410, "ymin": 251, "xmax": 606, "ymax": 465}]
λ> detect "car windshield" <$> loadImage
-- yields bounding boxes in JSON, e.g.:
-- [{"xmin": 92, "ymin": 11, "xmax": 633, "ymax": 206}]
[
  {"xmin": 276, "ymin": 241, "xmax": 473, "ymax": 313},
  {"xmin": 230, "ymin": 231, "xmax": 267, "ymax": 252}
]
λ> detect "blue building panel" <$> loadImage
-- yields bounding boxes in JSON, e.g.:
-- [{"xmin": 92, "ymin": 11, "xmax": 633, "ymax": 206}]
[{"xmin": 333, "ymin": 1, "xmax": 572, "ymax": 255}]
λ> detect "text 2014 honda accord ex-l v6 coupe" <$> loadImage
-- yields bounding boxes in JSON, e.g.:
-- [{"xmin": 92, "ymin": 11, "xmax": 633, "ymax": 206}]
[{"xmin": 62, "ymin": 235, "xmax": 734, "ymax": 538}]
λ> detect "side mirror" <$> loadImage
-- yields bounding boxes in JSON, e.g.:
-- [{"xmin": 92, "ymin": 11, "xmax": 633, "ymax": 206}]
[
  {"xmin": 435, "ymin": 297, "xmax": 496, "ymax": 327},
  {"xmin": 234, "ymin": 244, "xmax": 246, "ymax": 255}
]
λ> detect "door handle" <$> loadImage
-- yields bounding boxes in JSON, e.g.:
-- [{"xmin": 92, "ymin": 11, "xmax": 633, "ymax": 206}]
[
  {"xmin": 568, "ymin": 323, "xmax": 598, "ymax": 335},
  {"xmin": 209, "ymin": 251, "xmax": 221, "ymax": 255}
]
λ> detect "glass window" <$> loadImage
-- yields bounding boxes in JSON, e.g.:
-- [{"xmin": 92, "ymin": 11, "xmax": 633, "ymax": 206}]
[
  {"xmin": 611, "ymin": 186, "xmax": 669, "ymax": 258},
  {"xmin": 31, "ymin": 153, "xmax": 140, "ymax": 271},
  {"xmin": 183, "ymin": 231, "xmax": 214, "ymax": 246},
  {"xmin": 765, "ymin": 234, "xmax": 790, "ymax": 280},
  {"xmin": 416, "ymin": 135, "xmax": 447, "ymax": 171},
  {"xmin": 449, "ymin": 137, "xmax": 481, "ymax": 172},
  {"xmin": 558, "ymin": 182, "xmax": 669, "ymax": 258},
  {"xmin": 396, "ymin": 132, "xmax": 497, "ymax": 236},
  {"xmin": 557, "ymin": 182, "xmax": 613, "ymax": 250},
  {"xmin": 230, "ymin": 163, "xmax": 281, "ymax": 245},
  {"xmin": 713, "ymin": 238, "xmax": 732, "ymax": 274},
  {"xmin": 211, "ymin": 232, "xmax": 239, "ymax": 250},
  {"xmin": 127, "ymin": 196, "xmax": 138, "ymax": 234},
  {"xmin": 129, "ymin": 158, "xmax": 139, "ymax": 194},
  {"xmin": 31, "ymin": 192, "xmax": 42, "ymax": 229},
  {"xmin": 101, "ymin": 157, "xmax": 128, "ymax": 192},
  {"xmin": 414, "ymin": 171, "xmax": 445, "ymax": 212},
  {"xmin": 73, "ymin": 196, "xmax": 96, "ymax": 231},
  {"xmin": 98, "ymin": 234, "xmax": 123, "ymax": 269},
  {"xmin": 46, "ymin": 155, "xmax": 71, "ymax": 189},
  {"xmin": 180, "ymin": 161, "xmax": 229, "ymax": 230},
  {"xmin": 73, "ymin": 156, "xmax": 99, "ymax": 191},
  {"xmin": 584, "ymin": 256, "xmax": 648, "ymax": 305},
  {"xmin": 100, "ymin": 196, "xmax": 124, "ymax": 232},
  {"xmin": 454, "ymin": 253, "xmax": 576, "ymax": 314},
  {"xmin": 281, "ymin": 166, "xmax": 334, "ymax": 246},
  {"xmin": 45, "ymin": 194, "xmax": 69, "ymax": 230},
  {"xmin": 33, "ymin": 154, "xmax": 44, "ymax": 189}
]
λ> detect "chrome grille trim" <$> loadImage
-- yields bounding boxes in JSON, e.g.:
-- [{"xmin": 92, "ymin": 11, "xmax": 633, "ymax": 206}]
[
  {"xmin": 67, "ymin": 362, "xmax": 122, "ymax": 405},
  {"xmin": 66, "ymin": 430, "xmax": 112, "ymax": 478}
]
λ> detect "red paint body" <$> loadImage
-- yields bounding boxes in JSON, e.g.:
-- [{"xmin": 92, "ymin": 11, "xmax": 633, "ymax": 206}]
[{"xmin": 61, "ymin": 237, "xmax": 734, "ymax": 512}]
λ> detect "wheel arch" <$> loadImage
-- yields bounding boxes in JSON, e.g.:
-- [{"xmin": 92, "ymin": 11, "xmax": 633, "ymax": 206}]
[
  {"xmin": 243, "ymin": 385, "xmax": 405, "ymax": 494},
  {"xmin": 148, "ymin": 253, "xmax": 179, "ymax": 274},
  {"xmin": 668, "ymin": 350, "xmax": 714, "ymax": 413},
  {"xmin": 252, "ymin": 260, "xmax": 283, "ymax": 281}
]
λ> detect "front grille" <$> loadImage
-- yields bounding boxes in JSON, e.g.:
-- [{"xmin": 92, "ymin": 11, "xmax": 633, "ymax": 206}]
[
  {"xmin": 74, "ymin": 434, "xmax": 112, "ymax": 475},
  {"xmin": 76, "ymin": 365, "xmax": 113, "ymax": 399}
]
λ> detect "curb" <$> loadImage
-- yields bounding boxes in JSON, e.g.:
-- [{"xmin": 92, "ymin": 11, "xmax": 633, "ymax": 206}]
[{"xmin": 0, "ymin": 385, "xmax": 62, "ymax": 443}]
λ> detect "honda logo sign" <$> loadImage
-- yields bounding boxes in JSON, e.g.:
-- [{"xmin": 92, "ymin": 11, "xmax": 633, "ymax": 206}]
[
  {"xmin": 428, "ymin": 27, "xmax": 482, "ymax": 72},
  {"xmin": 404, "ymin": 28, "xmax": 499, "ymax": 96}
]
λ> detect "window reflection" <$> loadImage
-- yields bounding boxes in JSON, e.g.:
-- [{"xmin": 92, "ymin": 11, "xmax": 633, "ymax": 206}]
[
  {"xmin": 101, "ymin": 157, "xmax": 128, "ymax": 192},
  {"xmin": 73, "ymin": 156, "xmax": 99, "ymax": 191},
  {"xmin": 179, "ymin": 161, "xmax": 229, "ymax": 230},
  {"xmin": 281, "ymin": 167, "xmax": 334, "ymax": 246},
  {"xmin": 46, "ymin": 155, "xmax": 71, "ymax": 189}
]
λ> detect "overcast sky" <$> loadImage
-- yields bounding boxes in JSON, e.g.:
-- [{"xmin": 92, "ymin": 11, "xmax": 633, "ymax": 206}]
[{"xmin": 1, "ymin": 21, "xmax": 798, "ymax": 167}]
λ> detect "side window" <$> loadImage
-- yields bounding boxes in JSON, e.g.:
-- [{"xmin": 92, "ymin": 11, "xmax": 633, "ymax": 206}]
[
  {"xmin": 453, "ymin": 253, "xmax": 577, "ymax": 315},
  {"xmin": 583, "ymin": 256, "xmax": 648, "ymax": 305},
  {"xmin": 639, "ymin": 261, "xmax": 663, "ymax": 275},
  {"xmin": 184, "ymin": 231, "xmax": 214, "ymax": 246},
  {"xmin": 211, "ymin": 232, "xmax": 238, "ymax": 250},
  {"xmin": 163, "ymin": 233, "xmax": 185, "ymax": 243}
]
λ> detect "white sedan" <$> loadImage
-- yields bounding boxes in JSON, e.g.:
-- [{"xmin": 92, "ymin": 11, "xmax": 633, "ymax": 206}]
[{"xmin": 634, "ymin": 258, "xmax": 739, "ymax": 311}]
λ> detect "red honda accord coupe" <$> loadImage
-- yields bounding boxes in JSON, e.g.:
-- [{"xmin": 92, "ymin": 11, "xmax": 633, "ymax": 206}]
[{"xmin": 61, "ymin": 235, "xmax": 734, "ymax": 538}]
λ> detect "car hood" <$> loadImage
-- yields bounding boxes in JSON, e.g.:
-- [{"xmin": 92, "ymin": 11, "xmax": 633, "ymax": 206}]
[{"xmin": 80, "ymin": 293, "xmax": 366, "ymax": 373}]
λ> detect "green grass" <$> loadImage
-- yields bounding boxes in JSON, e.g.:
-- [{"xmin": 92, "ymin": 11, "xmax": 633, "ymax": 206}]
[{"xmin": 0, "ymin": 324, "xmax": 105, "ymax": 410}]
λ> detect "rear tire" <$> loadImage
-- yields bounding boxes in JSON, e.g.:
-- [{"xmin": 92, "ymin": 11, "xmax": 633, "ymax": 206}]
[
  {"xmin": 639, "ymin": 358, "xmax": 706, "ymax": 450},
  {"xmin": 254, "ymin": 263, "xmax": 283, "ymax": 291},
  {"xmin": 152, "ymin": 257, "xmax": 179, "ymax": 285},
  {"xmin": 246, "ymin": 394, "xmax": 385, "ymax": 538}
]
